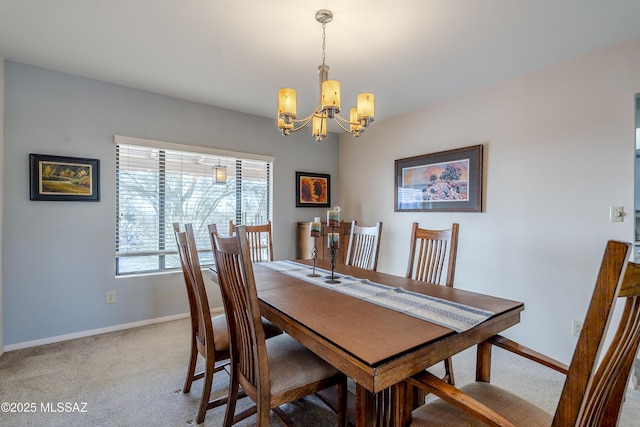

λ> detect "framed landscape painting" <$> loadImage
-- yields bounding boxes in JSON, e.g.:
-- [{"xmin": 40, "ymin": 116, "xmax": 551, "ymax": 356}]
[
  {"xmin": 296, "ymin": 171, "xmax": 330, "ymax": 207},
  {"xmin": 30, "ymin": 153, "xmax": 100, "ymax": 201},
  {"xmin": 394, "ymin": 144, "xmax": 483, "ymax": 212}
]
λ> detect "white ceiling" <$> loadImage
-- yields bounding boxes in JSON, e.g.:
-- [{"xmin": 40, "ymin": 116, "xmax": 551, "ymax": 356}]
[{"xmin": 2, "ymin": 0, "xmax": 640, "ymax": 126}]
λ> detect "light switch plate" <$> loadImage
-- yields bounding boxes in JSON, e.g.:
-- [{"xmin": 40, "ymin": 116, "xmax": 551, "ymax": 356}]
[{"xmin": 610, "ymin": 206, "xmax": 624, "ymax": 222}]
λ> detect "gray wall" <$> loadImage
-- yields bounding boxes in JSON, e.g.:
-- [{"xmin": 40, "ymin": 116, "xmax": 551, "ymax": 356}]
[
  {"xmin": 0, "ymin": 56, "xmax": 4, "ymax": 355},
  {"xmin": 2, "ymin": 61, "xmax": 339, "ymax": 347}
]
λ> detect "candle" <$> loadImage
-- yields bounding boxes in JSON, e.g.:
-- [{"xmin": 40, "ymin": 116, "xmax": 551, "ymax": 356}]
[
  {"xmin": 309, "ymin": 217, "xmax": 321, "ymax": 237},
  {"xmin": 327, "ymin": 232, "xmax": 340, "ymax": 248},
  {"xmin": 327, "ymin": 209, "xmax": 340, "ymax": 226}
]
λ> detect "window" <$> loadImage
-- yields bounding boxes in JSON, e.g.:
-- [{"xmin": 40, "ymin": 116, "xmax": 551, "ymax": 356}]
[{"xmin": 115, "ymin": 136, "xmax": 273, "ymax": 276}]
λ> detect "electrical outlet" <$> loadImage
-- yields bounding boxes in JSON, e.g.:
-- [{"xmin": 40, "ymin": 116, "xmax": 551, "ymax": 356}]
[
  {"xmin": 572, "ymin": 319, "xmax": 583, "ymax": 337},
  {"xmin": 106, "ymin": 291, "xmax": 116, "ymax": 304}
]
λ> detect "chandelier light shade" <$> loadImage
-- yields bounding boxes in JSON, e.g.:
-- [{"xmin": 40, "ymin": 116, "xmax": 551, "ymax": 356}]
[
  {"xmin": 278, "ymin": 89, "xmax": 297, "ymax": 120},
  {"xmin": 214, "ymin": 164, "xmax": 227, "ymax": 184},
  {"xmin": 321, "ymin": 80, "xmax": 340, "ymax": 117},
  {"xmin": 277, "ymin": 9, "xmax": 375, "ymax": 141},
  {"xmin": 312, "ymin": 113, "xmax": 328, "ymax": 140},
  {"xmin": 357, "ymin": 93, "xmax": 375, "ymax": 127},
  {"xmin": 349, "ymin": 108, "xmax": 361, "ymax": 134}
]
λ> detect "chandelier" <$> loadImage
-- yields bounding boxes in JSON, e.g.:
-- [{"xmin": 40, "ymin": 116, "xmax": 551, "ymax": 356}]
[
  {"xmin": 214, "ymin": 163, "xmax": 226, "ymax": 184},
  {"xmin": 213, "ymin": 157, "xmax": 227, "ymax": 184},
  {"xmin": 277, "ymin": 9, "xmax": 374, "ymax": 141}
]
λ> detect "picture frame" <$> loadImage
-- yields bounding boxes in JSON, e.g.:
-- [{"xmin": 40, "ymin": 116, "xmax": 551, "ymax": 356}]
[
  {"xmin": 394, "ymin": 144, "xmax": 483, "ymax": 212},
  {"xmin": 29, "ymin": 153, "xmax": 100, "ymax": 201},
  {"xmin": 296, "ymin": 171, "xmax": 331, "ymax": 208}
]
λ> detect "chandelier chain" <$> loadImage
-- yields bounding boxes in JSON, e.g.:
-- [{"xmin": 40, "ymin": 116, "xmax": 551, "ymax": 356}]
[{"xmin": 321, "ymin": 23, "xmax": 326, "ymax": 66}]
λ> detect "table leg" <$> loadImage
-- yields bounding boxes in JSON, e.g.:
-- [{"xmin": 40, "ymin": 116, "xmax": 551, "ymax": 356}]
[
  {"xmin": 392, "ymin": 382, "xmax": 412, "ymax": 426},
  {"xmin": 476, "ymin": 340, "xmax": 493, "ymax": 382},
  {"xmin": 355, "ymin": 383, "xmax": 376, "ymax": 427},
  {"xmin": 355, "ymin": 382, "xmax": 413, "ymax": 427}
]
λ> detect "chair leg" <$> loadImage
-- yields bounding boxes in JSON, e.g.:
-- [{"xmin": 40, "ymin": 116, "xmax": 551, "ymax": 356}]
[
  {"xmin": 183, "ymin": 338, "xmax": 199, "ymax": 393},
  {"xmin": 443, "ymin": 357, "xmax": 455, "ymax": 385},
  {"xmin": 257, "ymin": 400, "xmax": 271, "ymax": 426},
  {"xmin": 337, "ymin": 376, "xmax": 348, "ymax": 427},
  {"xmin": 196, "ymin": 354, "xmax": 216, "ymax": 424},
  {"xmin": 223, "ymin": 363, "xmax": 242, "ymax": 427}
]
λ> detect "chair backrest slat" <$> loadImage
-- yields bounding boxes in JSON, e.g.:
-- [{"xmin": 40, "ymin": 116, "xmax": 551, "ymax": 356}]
[
  {"xmin": 345, "ymin": 220, "xmax": 383, "ymax": 271},
  {"xmin": 584, "ymin": 296, "xmax": 640, "ymax": 425},
  {"xmin": 211, "ymin": 225, "xmax": 269, "ymax": 400},
  {"xmin": 406, "ymin": 222, "xmax": 459, "ymax": 287},
  {"xmin": 183, "ymin": 224, "xmax": 215, "ymax": 351},
  {"xmin": 173, "ymin": 223, "xmax": 216, "ymax": 356},
  {"xmin": 173, "ymin": 223, "xmax": 200, "ymax": 341},
  {"xmin": 578, "ymin": 256, "xmax": 640, "ymax": 426},
  {"xmin": 229, "ymin": 220, "xmax": 274, "ymax": 262},
  {"xmin": 551, "ymin": 240, "xmax": 635, "ymax": 427}
]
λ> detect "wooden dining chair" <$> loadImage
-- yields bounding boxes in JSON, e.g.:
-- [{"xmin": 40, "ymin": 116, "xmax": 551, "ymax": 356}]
[
  {"xmin": 174, "ymin": 223, "xmax": 281, "ymax": 424},
  {"xmin": 406, "ymin": 222, "xmax": 459, "ymax": 287},
  {"xmin": 345, "ymin": 220, "xmax": 383, "ymax": 271},
  {"xmin": 211, "ymin": 225, "xmax": 348, "ymax": 427},
  {"xmin": 405, "ymin": 240, "xmax": 640, "ymax": 427},
  {"xmin": 173, "ymin": 223, "xmax": 231, "ymax": 424},
  {"xmin": 406, "ymin": 222, "xmax": 459, "ymax": 386},
  {"xmin": 209, "ymin": 223, "xmax": 282, "ymax": 336},
  {"xmin": 229, "ymin": 220, "xmax": 274, "ymax": 262}
]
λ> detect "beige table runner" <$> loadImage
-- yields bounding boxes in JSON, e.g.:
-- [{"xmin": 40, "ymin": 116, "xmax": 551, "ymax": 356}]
[{"xmin": 261, "ymin": 260, "xmax": 494, "ymax": 332}]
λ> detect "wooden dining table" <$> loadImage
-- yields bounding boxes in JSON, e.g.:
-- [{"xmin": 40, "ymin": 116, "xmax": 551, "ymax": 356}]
[{"xmin": 250, "ymin": 259, "xmax": 524, "ymax": 427}]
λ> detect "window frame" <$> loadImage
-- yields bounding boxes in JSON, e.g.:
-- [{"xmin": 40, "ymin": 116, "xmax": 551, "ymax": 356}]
[{"xmin": 114, "ymin": 135, "xmax": 274, "ymax": 276}]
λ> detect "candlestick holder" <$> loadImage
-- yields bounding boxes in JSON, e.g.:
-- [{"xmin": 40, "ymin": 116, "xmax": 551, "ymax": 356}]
[
  {"xmin": 308, "ymin": 236, "xmax": 320, "ymax": 277},
  {"xmin": 325, "ymin": 225, "xmax": 340, "ymax": 284}
]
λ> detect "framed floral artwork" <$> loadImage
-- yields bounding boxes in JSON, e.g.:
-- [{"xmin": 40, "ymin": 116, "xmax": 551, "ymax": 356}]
[{"xmin": 296, "ymin": 171, "xmax": 330, "ymax": 207}]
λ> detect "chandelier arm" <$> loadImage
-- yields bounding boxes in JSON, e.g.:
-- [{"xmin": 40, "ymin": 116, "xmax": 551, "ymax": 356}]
[
  {"xmin": 292, "ymin": 111, "xmax": 316, "ymax": 124},
  {"xmin": 288, "ymin": 114, "xmax": 316, "ymax": 133},
  {"xmin": 331, "ymin": 117, "xmax": 352, "ymax": 133},
  {"xmin": 294, "ymin": 98, "xmax": 322, "ymax": 121},
  {"xmin": 333, "ymin": 113, "xmax": 358, "ymax": 126}
]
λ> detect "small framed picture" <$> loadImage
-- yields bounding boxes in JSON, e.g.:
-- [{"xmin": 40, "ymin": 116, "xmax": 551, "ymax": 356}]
[
  {"xmin": 296, "ymin": 171, "xmax": 330, "ymax": 208},
  {"xmin": 395, "ymin": 145, "xmax": 483, "ymax": 212},
  {"xmin": 29, "ymin": 153, "xmax": 100, "ymax": 201}
]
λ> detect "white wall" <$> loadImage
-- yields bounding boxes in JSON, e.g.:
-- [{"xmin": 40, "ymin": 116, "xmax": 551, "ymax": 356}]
[
  {"xmin": 339, "ymin": 37, "xmax": 640, "ymax": 363},
  {"xmin": 2, "ymin": 62, "xmax": 339, "ymax": 347}
]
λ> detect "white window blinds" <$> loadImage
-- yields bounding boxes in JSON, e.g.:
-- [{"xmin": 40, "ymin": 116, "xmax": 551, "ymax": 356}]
[{"xmin": 115, "ymin": 136, "xmax": 273, "ymax": 275}]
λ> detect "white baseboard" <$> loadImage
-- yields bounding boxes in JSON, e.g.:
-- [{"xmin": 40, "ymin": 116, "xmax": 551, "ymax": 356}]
[{"xmin": 3, "ymin": 311, "xmax": 222, "ymax": 352}]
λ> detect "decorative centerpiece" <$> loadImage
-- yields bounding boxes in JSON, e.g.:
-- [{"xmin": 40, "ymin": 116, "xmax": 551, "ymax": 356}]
[
  {"xmin": 308, "ymin": 217, "xmax": 321, "ymax": 277},
  {"xmin": 326, "ymin": 206, "xmax": 341, "ymax": 283}
]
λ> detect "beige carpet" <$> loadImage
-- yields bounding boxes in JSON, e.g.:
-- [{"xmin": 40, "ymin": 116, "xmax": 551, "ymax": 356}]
[{"xmin": 0, "ymin": 318, "xmax": 638, "ymax": 426}]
